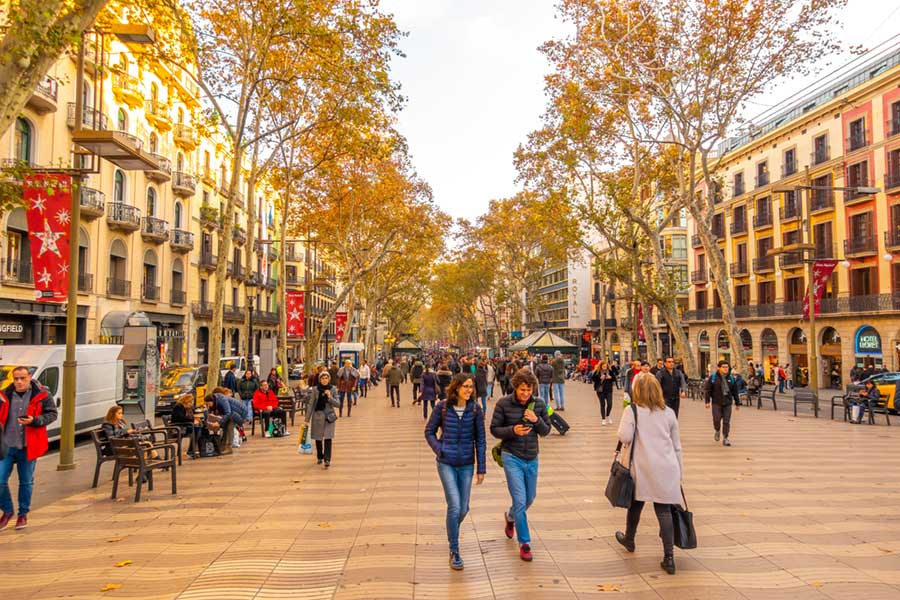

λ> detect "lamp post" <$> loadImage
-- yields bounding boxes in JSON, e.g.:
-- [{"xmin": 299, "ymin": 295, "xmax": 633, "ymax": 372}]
[
  {"xmin": 245, "ymin": 275, "xmax": 256, "ymax": 371},
  {"xmin": 770, "ymin": 181, "xmax": 881, "ymax": 395}
]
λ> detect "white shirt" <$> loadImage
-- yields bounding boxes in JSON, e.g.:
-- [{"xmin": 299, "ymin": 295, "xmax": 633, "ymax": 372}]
[
  {"xmin": 360, "ymin": 365, "xmax": 371, "ymax": 379},
  {"xmin": 486, "ymin": 364, "xmax": 495, "ymax": 383}
]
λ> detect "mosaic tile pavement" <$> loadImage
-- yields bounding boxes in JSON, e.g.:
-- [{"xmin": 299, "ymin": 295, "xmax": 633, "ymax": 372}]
[{"xmin": 2, "ymin": 380, "xmax": 900, "ymax": 599}]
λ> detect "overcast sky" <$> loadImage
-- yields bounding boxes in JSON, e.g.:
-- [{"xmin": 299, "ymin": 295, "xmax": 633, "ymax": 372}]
[{"xmin": 381, "ymin": 0, "xmax": 900, "ymax": 222}]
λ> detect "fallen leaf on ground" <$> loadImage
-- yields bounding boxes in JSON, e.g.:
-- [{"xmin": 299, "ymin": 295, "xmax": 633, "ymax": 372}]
[
  {"xmin": 107, "ymin": 538, "xmax": 124, "ymax": 543},
  {"xmin": 115, "ymin": 560, "xmax": 132, "ymax": 568},
  {"xmin": 318, "ymin": 522, "xmax": 334, "ymax": 528},
  {"xmin": 597, "ymin": 583, "xmax": 622, "ymax": 592},
  {"xmin": 810, "ymin": 581, "xmax": 824, "ymax": 588},
  {"xmin": 100, "ymin": 584, "xmax": 121, "ymax": 592}
]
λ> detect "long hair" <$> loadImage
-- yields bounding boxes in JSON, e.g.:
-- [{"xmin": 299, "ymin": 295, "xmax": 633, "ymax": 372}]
[
  {"xmin": 104, "ymin": 405, "xmax": 121, "ymax": 424},
  {"xmin": 631, "ymin": 372, "xmax": 666, "ymax": 411},
  {"xmin": 446, "ymin": 373, "xmax": 475, "ymax": 406}
]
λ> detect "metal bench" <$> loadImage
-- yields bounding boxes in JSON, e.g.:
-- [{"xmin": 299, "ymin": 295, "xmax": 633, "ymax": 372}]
[
  {"xmin": 792, "ymin": 389, "xmax": 819, "ymax": 417},
  {"xmin": 750, "ymin": 384, "xmax": 778, "ymax": 410},
  {"xmin": 90, "ymin": 429, "xmax": 117, "ymax": 488}
]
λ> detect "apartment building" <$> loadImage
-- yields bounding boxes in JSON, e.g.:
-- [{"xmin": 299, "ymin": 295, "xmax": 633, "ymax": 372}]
[
  {"xmin": 525, "ymin": 251, "xmax": 592, "ymax": 347},
  {"xmin": 1, "ymin": 16, "xmax": 281, "ymax": 366},
  {"xmin": 684, "ymin": 48, "xmax": 900, "ymax": 384}
]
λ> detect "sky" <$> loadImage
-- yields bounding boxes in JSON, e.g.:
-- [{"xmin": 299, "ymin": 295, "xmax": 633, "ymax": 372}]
[{"xmin": 381, "ymin": 0, "xmax": 900, "ymax": 223}]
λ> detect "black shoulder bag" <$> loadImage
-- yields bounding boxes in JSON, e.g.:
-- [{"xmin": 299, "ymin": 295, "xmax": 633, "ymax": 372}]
[
  {"xmin": 671, "ymin": 488, "xmax": 698, "ymax": 549},
  {"xmin": 604, "ymin": 403, "xmax": 638, "ymax": 508}
]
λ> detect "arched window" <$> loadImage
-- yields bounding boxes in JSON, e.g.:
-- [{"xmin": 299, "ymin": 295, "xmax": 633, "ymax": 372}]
[
  {"xmin": 149, "ymin": 132, "xmax": 158, "ymax": 154},
  {"xmin": 113, "ymin": 170, "xmax": 125, "ymax": 204},
  {"xmin": 117, "ymin": 108, "xmax": 127, "ymax": 132},
  {"xmin": 109, "ymin": 239, "xmax": 128, "ymax": 283},
  {"xmin": 78, "ymin": 226, "xmax": 89, "ymax": 283},
  {"xmin": 739, "ymin": 329, "xmax": 752, "ymax": 358},
  {"xmin": 174, "ymin": 202, "xmax": 183, "ymax": 229},
  {"xmin": 146, "ymin": 187, "xmax": 157, "ymax": 217},
  {"xmin": 143, "ymin": 249, "xmax": 158, "ymax": 300},
  {"xmin": 13, "ymin": 117, "xmax": 32, "ymax": 164}
]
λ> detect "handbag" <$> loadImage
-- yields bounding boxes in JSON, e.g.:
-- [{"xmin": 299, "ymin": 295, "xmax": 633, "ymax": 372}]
[
  {"xmin": 325, "ymin": 409, "xmax": 337, "ymax": 423},
  {"xmin": 604, "ymin": 403, "xmax": 638, "ymax": 508},
  {"xmin": 671, "ymin": 488, "xmax": 698, "ymax": 549}
]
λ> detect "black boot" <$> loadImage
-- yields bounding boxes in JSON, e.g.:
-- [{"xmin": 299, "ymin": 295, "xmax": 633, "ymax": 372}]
[
  {"xmin": 661, "ymin": 555, "xmax": 675, "ymax": 575},
  {"xmin": 615, "ymin": 531, "xmax": 635, "ymax": 553}
]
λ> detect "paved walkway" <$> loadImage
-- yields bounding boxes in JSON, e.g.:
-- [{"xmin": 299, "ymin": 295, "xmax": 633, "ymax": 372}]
[{"xmin": 2, "ymin": 381, "xmax": 900, "ymax": 599}]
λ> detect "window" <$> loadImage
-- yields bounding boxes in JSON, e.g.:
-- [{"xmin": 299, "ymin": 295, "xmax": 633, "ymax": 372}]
[
  {"xmin": 143, "ymin": 249, "xmax": 158, "ymax": 296},
  {"xmin": 784, "ymin": 277, "xmax": 803, "ymax": 302},
  {"xmin": 848, "ymin": 117, "xmax": 867, "ymax": 150},
  {"xmin": 758, "ymin": 281, "xmax": 775, "ymax": 304},
  {"xmin": 113, "ymin": 170, "xmax": 125, "ymax": 204},
  {"xmin": 813, "ymin": 134, "xmax": 828, "ymax": 164},
  {"xmin": 172, "ymin": 258, "xmax": 184, "ymax": 292},
  {"xmin": 712, "ymin": 213, "xmax": 724, "ymax": 238},
  {"xmin": 176, "ymin": 153, "xmax": 184, "ymax": 173},
  {"xmin": 695, "ymin": 290, "xmax": 708, "ymax": 310},
  {"xmin": 736, "ymin": 243, "xmax": 747, "ymax": 270},
  {"xmin": 697, "ymin": 253, "xmax": 706, "ymax": 273},
  {"xmin": 813, "ymin": 221, "xmax": 833, "ymax": 258},
  {"xmin": 78, "ymin": 227, "xmax": 89, "ymax": 278},
  {"xmin": 733, "ymin": 172, "xmax": 744, "ymax": 196},
  {"xmin": 783, "ymin": 148, "xmax": 796, "ymax": 176},
  {"xmin": 146, "ymin": 187, "xmax": 156, "ymax": 216},
  {"xmin": 888, "ymin": 149, "xmax": 900, "ymax": 188},
  {"xmin": 149, "ymin": 132, "xmax": 158, "ymax": 154},
  {"xmin": 150, "ymin": 81, "xmax": 158, "ymax": 101},
  {"xmin": 13, "ymin": 117, "xmax": 32, "ymax": 164},
  {"xmin": 735, "ymin": 284, "xmax": 750, "ymax": 306},
  {"xmin": 174, "ymin": 202, "xmax": 183, "ymax": 229},
  {"xmin": 846, "ymin": 160, "xmax": 869, "ymax": 193},
  {"xmin": 200, "ymin": 278, "xmax": 208, "ymax": 303},
  {"xmin": 732, "ymin": 205, "xmax": 746, "ymax": 231},
  {"xmin": 37, "ymin": 367, "xmax": 59, "ymax": 397},
  {"xmin": 756, "ymin": 161, "xmax": 769, "ymax": 187},
  {"xmin": 757, "ymin": 236, "xmax": 773, "ymax": 258},
  {"xmin": 232, "ymin": 287, "xmax": 238, "ymax": 307},
  {"xmin": 890, "ymin": 101, "xmax": 900, "ymax": 136},
  {"xmin": 783, "ymin": 228, "xmax": 800, "ymax": 246},
  {"xmin": 811, "ymin": 173, "xmax": 833, "ymax": 210},
  {"xmin": 109, "ymin": 239, "xmax": 128, "ymax": 281},
  {"xmin": 117, "ymin": 108, "xmax": 127, "ymax": 132},
  {"xmin": 671, "ymin": 235, "xmax": 687, "ymax": 259},
  {"xmin": 850, "ymin": 267, "xmax": 877, "ymax": 296}
]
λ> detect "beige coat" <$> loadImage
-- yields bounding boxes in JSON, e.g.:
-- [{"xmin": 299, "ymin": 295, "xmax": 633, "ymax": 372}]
[{"xmin": 617, "ymin": 404, "xmax": 684, "ymax": 508}]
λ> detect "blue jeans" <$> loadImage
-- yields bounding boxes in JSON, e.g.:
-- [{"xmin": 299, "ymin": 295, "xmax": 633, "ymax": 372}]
[
  {"xmin": 552, "ymin": 383, "xmax": 565, "ymax": 408},
  {"xmin": 437, "ymin": 462, "xmax": 474, "ymax": 553},
  {"xmin": 538, "ymin": 383, "xmax": 551, "ymax": 404},
  {"xmin": 487, "ymin": 382, "xmax": 494, "ymax": 398},
  {"xmin": 479, "ymin": 395, "xmax": 487, "ymax": 412},
  {"xmin": 0, "ymin": 447, "xmax": 36, "ymax": 516},
  {"xmin": 502, "ymin": 452, "xmax": 539, "ymax": 544},
  {"xmin": 242, "ymin": 399, "xmax": 253, "ymax": 423}
]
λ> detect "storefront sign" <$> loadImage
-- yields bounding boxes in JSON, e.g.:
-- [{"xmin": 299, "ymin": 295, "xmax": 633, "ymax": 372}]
[
  {"xmin": 855, "ymin": 326, "xmax": 882, "ymax": 355},
  {"xmin": 0, "ymin": 321, "xmax": 24, "ymax": 339}
]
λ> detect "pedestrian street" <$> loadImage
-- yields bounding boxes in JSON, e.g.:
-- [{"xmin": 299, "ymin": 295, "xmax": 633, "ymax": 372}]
[{"xmin": 2, "ymin": 380, "xmax": 900, "ymax": 600}]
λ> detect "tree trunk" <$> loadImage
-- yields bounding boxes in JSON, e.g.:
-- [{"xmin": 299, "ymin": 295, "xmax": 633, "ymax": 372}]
[
  {"xmin": 640, "ymin": 301, "xmax": 659, "ymax": 362},
  {"xmin": 656, "ymin": 302, "xmax": 698, "ymax": 378},
  {"xmin": 243, "ymin": 146, "xmax": 260, "ymax": 362},
  {"xmin": 277, "ymin": 194, "xmax": 290, "ymax": 378}
]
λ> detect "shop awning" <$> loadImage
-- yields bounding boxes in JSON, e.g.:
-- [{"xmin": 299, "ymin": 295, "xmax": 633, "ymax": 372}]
[
  {"xmin": 508, "ymin": 330, "xmax": 579, "ymax": 353},
  {"xmin": 101, "ymin": 311, "xmax": 151, "ymax": 338}
]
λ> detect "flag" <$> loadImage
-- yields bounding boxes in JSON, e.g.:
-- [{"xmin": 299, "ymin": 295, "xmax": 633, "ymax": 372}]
[
  {"xmin": 286, "ymin": 290, "xmax": 305, "ymax": 337},
  {"xmin": 25, "ymin": 174, "xmax": 72, "ymax": 303},
  {"xmin": 802, "ymin": 260, "xmax": 838, "ymax": 319},
  {"xmin": 335, "ymin": 312, "xmax": 348, "ymax": 343}
]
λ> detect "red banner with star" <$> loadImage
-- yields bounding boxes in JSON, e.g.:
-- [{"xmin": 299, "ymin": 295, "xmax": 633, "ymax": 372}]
[
  {"xmin": 335, "ymin": 311, "xmax": 347, "ymax": 343},
  {"xmin": 286, "ymin": 290, "xmax": 305, "ymax": 338},
  {"xmin": 802, "ymin": 259, "xmax": 838, "ymax": 319},
  {"xmin": 25, "ymin": 174, "xmax": 72, "ymax": 303}
]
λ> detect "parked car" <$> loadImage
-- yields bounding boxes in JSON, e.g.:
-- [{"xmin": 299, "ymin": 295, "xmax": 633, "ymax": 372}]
[
  {"xmin": 856, "ymin": 371, "xmax": 900, "ymax": 412},
  {"xmin": 156, "ymin": 365, "xmax": 209, "ymax": 415}
]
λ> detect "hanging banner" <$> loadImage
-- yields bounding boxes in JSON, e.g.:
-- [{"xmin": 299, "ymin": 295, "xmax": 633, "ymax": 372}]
[
  {"xmin": 636, "ymin": 305, "xmax": 653, "ymax": 341},
  {"xmin": 802, "ymin": 259, "xmax": 838, "ymax": 319},
  {"xmin": 286, "ymin": 290, "xmax": 305, "ymax": 338},
  {"xmin": 335, "ymin": 311, "xmax": 348, "ymax": 343},
  {"xmin": 24, "ymin": 173, "xmax": 73, "ymax": 303}
]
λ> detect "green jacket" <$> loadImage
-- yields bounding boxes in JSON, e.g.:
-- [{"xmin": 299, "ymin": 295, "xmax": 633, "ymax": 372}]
[
  {"xmin": 237, "ymin": 377, "xmax": 259, "ymax": 400},
  {"xmin": 551, "ymin": 358, "xmax": 566, "ymax": 384}
]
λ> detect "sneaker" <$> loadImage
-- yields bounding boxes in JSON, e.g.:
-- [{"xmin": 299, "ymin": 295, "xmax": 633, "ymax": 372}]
[
  {"xmin": 449, "ymin": 552, "xmax": 464, "ymax": 570},
  {"xmin": 615, "ymin": 531, "xmax": 635, "ymax": 553},
  {"xmin": 714, "ymin": 430, "xmax": 720, "ymax": 442},
  {"xmin": 317, "ymin": 459, "xmax": 323, "ymax": 465},
  {"xmin": 0, "ymin": 512, "xmax": 12, "ymax": 531},
  {"xmin": 601, "ymin": 419, "xmax": 606, "ymax": 425},
  {"xmin": 504, "ymin": 512, "xmax": 515, "ymax": 539},
  {"xmin": 264, "ymin": 432, "xmax": 271, "ymax": 438},
  {"xmin": 14, "ymin": 515, "xmax": 27, "ymax": 530},
  {"xmin": 661, "ymin": 555, "xmax": 676, "ymax": 574},
  {"xmin": 324, "ymin": 460, "xmax": 330, "ymax": 469},
  {"xmin": 519, "ymin": 543, "xmax": 533, "ymax": 561},
  {"xmin": 723, "ymin": 438, "xmax": 732, "ymax": 447},
  {"xmin": 607, "ymin": 417, "xmax": 613, "ymax": 424}
]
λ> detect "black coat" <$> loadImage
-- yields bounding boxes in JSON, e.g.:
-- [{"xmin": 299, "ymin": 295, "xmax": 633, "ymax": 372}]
[
  {"xmin": 704, "ymin": 372, "xmax": 739, "ymax": 406},
  {"xmin": 475, "ymin": 367, "xmax": 488, "ymax": 397},
  {"xmin": 593, "ymin": 370, "xmax": 614, "ymax": 395},
  {"xmin": 656, "ymin": 368, "xmax": 685, "ymax": 400},
  {"xmin": 490, "ymin": 394, "xmax": 551, "ymax": 461}
]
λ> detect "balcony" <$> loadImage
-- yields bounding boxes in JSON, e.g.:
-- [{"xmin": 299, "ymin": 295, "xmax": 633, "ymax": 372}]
[
  {"xmin": 845, "ymin": 183, "xmax": 875, "ymax": 205},
  {"xmin": 66, "ymin": 103, "xmax": 108, "ymax": 131},
  {"xmin": 886, "ymin": 170, "xmax": 900, "ymax": 192},
  {"xmin": 199, "ymin": 205, "xmax": 219, "ymax": 229},
  {"xmin": 781, "ymin": 161, "xmax": 797, "ymax": 178},
  {"xmin": 754, "ymin": 172, "xmax": 769, "ymax": 188},
  {"xmin": 141, "ymin": 284, "xmax": 160, "ymax": 303},
  {"xmin": 733, "ymin": 182, "xmax": 745, "ymax": 197},
  {"xmin": 232, "ymin": 227, "xmax": 246, "ymax": 245},
  {"xmin": 173, "ymin": 124, "xmax": 197, "ymax": 151},
  {"xmin": 170, "ymin": 289, "xmax": 187, "ymax": 306},
  {"xmin": 1, "ymin": 259, "xmax": 33, "ymax": 285},
  {"xmin": 885, "ymin": 229, "xmax": 900, "ymax": 251},
  {"xmin": 199, "ymin": 250, "xmax": 218, "ymax": 272},
  {"xmin": 780, "ymin": 253, "xmax": 803, "ymax": 270},
  {"xmin": 79, "ymin": 186, "xmax": 105, "ymax": 220},
  {"xmin": 844, "ymin": 237, "xmax": 877, "ymax": 258},
  {"xmin": 887, "ymin": 117, "xmax": 900, "ymax": 139},
  {"xmin": 26, "ymin": 76, "xmax": 58, "ymax": 114},
  {"xmin": 753, "ymin": 211, "xmax": 773, "ymax": 228},
  {"xmin": 730, "ymin": 219, "xmax": 747, "ymax": 235},
  {"xmin": 682, "ymin": 308, "xmax": 722, "ymax": 322},
  {"xmin": 77, "ymin": 272, "xmax": 93, "ymax": 293},
  {"xmin": 730, "ymin": 262, "xmax": 749, "ymax": 277},
  {"xmin": 191, "ymin": 301, "xmax": 213, "ymax": 318},
  {"xmin": 227, "ymin": 261, "xmax": 245, "ymax": 280},
  {"xmin": 144, "ymin": 153, "xmax": 172, "ymax": 183},
  {"xmin": 141, "ymin": 216, "xmax": 169, "ymax": 243},
  {"xmin": 263, "ymin": 277, "xmax": 276, "ymax": 291},
  {"xmin": 224, "ymin": 304, "xmax": 244, "ymax": 322},
  {"xmin": 690, "ymin": 269, "xmax": 708, "ymax": 284},
  {"xmin": 846, "ymin": 131, "xmax": 869, "ymax": 153},
  {"xmin": 106, "ymin": 202, "xmax": 141, "ymax": 232},
  {"xmin": 111, "ymin": 72, "xmax": 143, "ymax": 109},
  {"xmin": 810, "ymin": 189, "xmax": 834, "ymax": 213},
  {"xmin": 254, "ymin": 310, "xmax": 279, "ymax": 325},
  {"xmin": 170, "ymin": 229, "xmax": 194, "ymax": 253},
  {"xmin": 811, "ymin": 146, "xmax": 830, "ymax": 165},
  {"xmin": 202, "ymin": 167, "xmax": 216, "ymax": 187},
  {"xmin": 71, "ymin": 128, "xmax": 157, "ymax": 171},
  {"xmin": 711, "ymin": 226, "xmax": 725, "ymax": 241},
  {"xmin": 235, "ymin": 191, "xmax": 245, "ymax": 208},
  {"xmin": 285, "ymin": 271, "xmax": 301, "ymax": 287},
  {"xmin": 172, "ymin": 171, "xmax": 196, "ymax": 197},
  {"xmin": 145, "ymin": 99, "xmax": 172, "ymax": 132},
  {"xmin": 753, "ymin": 256, "xmax": 775, "ymax": 272},
  {"xmin": 107, "ymin": 277, "xmax": 131, "ymax": 297},
  {"xmin": 734, "ymin": 304, "xmax": 756, "ymax": 318},
  {"xmin": 780, "ymin": 202, "xmax": 801, "ymax": 222},
  {"xmin": 690, "ymin": 234, "xmax": 702, "ymax": 248},
  {"xmin": 756, "ymin": 302, "xmax": 803, "ymax": 318}
]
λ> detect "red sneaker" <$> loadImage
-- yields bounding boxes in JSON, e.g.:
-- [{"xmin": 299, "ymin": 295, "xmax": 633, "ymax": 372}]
[
  {"xmin": 0, "ymin": 512, "xmax": 12, "ymax": 531},
  {"xmin": 14, "ymin": 515, "xmax": 27, "ymax": 530},
  {"xmin": 504, "ymin": 512, "xmax": 514, "ymax": 539},
  {"xmin": 519, "ymin": 543, "xmax": 533, "ymax": 561}
]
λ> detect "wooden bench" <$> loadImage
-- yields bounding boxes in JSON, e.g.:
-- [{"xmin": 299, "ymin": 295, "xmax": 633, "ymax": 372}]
[
  {"xmin": 792, "ymin": 389, "xmax": 819, "ymax": 417},
  {"xmin": 90, "ymin": 429, "xmax": 117, "ymax": 488},
  {"xmin": 110, "ymin": 436, "xmax": 177, "ymax": 502},
  {"xmin": 132, "ymin": 419, "xmax": 183, "ymax": 465}
]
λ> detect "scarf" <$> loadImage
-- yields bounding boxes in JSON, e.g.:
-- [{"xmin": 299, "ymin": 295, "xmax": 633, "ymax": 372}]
[{"xmin": 315, "ymin": 382, "xmax": 331, "ymax": 411}]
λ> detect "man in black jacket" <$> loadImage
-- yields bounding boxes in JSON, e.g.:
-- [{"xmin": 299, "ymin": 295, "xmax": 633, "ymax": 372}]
[
  {"xmin": 656, "ymin": 357, "xmax": 686, "ymax": 417},
  {"xmin": 490, "ymin": 368, "xmax": 551, "ymax": 562},
  {"xmin": 704, "ymin": 360, "xmax": 740, "ymax": 446}
]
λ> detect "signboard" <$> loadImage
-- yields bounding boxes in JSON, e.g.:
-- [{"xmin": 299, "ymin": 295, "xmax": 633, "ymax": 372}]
[
  {"xmin": 855, "ymin": 325, "xmax": 882, "ymax": 355},
  {"xmin": 0, "ymin": 321, "xmax": 24, "ymax": 340},
  {"xmin": 286, "ymin": 290, "xmax": 305, "ymax": 338},
  {"xmin": 24, "ymin": 173, "xmax": 72, "ymax": 302},
  {"xmin": 335, "ymin": 312, "xmax": 348, "ymax": 343},
  {"xmin": 567, "ymin": 253, "xmax": 592, "ymax": 330}
]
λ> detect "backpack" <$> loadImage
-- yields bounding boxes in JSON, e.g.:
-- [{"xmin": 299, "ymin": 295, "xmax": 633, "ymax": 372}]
[
  {"xmin": 270, "ymin": 417, "xmax": 286, "ymax": 438},
  {"xmin": 198, "ymin": 431, "xmax": 219, "ymax": 458}
]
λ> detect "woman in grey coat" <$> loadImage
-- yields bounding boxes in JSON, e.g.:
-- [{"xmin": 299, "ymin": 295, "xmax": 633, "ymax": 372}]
[
  {"xmin": 615, "ymin": 372, "xmax": 684, "ymax": 575},
  {"xmin": 306, "ymin": 371, "xmax": 340, "ymax": 468}
]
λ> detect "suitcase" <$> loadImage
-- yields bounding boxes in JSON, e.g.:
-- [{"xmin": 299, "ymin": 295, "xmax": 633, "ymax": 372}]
[{"xmin": 549, "ymin": 412, "xmax": 570, "ymax": 435}]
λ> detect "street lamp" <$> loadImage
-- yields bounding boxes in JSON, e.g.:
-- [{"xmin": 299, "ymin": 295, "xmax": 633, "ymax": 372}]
[
  {"xmin": 770, "ymin": 181, "xmax": 881, "ymax": 395},
  {"xmin": 245, "ymin": 275, "xmax": 257, "ymax": 370}
]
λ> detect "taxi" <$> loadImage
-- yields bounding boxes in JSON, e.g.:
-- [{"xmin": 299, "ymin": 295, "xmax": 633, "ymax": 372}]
[
  {"xmin": 859, "ymin": 371, "xmax": 900, "ymax": 412},
  {"xmin": 156, "ymin": 365, "xmax": 209, "ymax": 415}
]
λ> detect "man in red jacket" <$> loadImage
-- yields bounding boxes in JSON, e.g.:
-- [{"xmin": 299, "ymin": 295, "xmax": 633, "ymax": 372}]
[
  {"xmin": 0, "ymin": 366, "xmax": 58, "ymax": 531},
  {"xmin": 252, "ymin": 381, "xmax": 286, "ymax": 437}
]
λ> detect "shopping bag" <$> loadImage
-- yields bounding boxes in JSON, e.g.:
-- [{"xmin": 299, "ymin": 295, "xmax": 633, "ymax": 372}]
[
  {"xmin": 297, "ymin": 424, "xmax": 309, "ymax": 454},
  {"xmin": 851, "ymin": 404, "xmax": 862, "ymax": 422}
]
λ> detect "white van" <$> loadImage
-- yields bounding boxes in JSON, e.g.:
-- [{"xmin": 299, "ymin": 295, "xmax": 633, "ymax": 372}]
[
  {"xmin": 219, "ymin": 355, "xmax": 259, "ymax": 378},
  {"xmin": 0, "ymin": 345, "xmax": 123, "ymax": 441}
]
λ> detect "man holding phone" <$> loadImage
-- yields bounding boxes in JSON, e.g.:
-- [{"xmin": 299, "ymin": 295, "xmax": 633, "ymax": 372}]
[
  {"xmin": 490, "ymin": 367, "xmax": 551, "ymax": 562},
  {"xmin": 0, "ymin": 366, "xmax": 58, "ymax": 531}
]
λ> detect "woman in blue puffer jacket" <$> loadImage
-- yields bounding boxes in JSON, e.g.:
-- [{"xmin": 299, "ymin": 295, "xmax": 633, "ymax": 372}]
[{"xmin": 424, "ymin": 372, "xmax": 486, "ymax": 571}]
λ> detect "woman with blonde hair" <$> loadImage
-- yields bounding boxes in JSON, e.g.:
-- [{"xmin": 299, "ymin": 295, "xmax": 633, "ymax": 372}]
[{"xmin": 615, "ymin": 372, "xmax": 684, "ymax": 575}]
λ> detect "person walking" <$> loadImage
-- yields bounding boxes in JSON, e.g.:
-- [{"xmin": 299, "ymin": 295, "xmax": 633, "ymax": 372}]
[
  {"xmin": 551, "ymin": 351, "xmax": 566, "ymax": 411},
  {"xmin": 400, "ymin": 357, "xmax": 410, "ymax": 384},
  {"xmin": 475, "ymin": 361, "xmax": 489, "ymax": 413},
  {"xmin": 614, "ymin": 373, "xmax": 684, "ymax": 575},
  {"xmin": 359, "ymin": 360, "xmax": 370, "ymax": 399},
  {"xmin": 486, "ymin": 360, "xmax": 496, "ymax": 399},
  {"xmin": 411, "ymin": 359, "xmax": 424, "ymax": 403},
  {"xmin": 704, "ymin": 360, "xmax": 740, "ymax": 446},
  {"xmin": 237, "ymin": 369, "xmax": 259, "ymax": 427},
  {"xmin": 490, "ymin": 368, "xmax": 551, "ymax": 562},
  {"xmin": 307, "ymin": 371, "xmax": 339, "ymax": 468},
  {"xmin": 593, "ymin": 361, "xmax": 614, "ymax": 425},
  {"xmin": 421, "ymin": 366, "xmax": 440, "ymax": 419},
  {"xmin": 336, "ymin": 360, "xmax": 359, "ymax": 417},
  {"xmin": 436, "ymin": 361, "xmax": 453, "ymax": 402},
  {"xmin": 387, "ymin": 359, "xmax": 403, "ymax": 407},
  {"xmin": 656, "ymin": 357, "xmax": 686, "ymax": 417},
  {"xmin": 425, "ymin": 373, "xmax": 486, "ymax": 570},
  {"xmin": 0, "ymin": 366, "xmax": 58, "ymax": 531},
  {"xmin": 223, "ymin": 364, "xmax": 239, "ymax": 395},
  {"xmin": 534, "ymin": 355, "xmax": 554, "ymax": 406}
]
